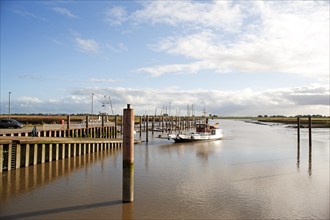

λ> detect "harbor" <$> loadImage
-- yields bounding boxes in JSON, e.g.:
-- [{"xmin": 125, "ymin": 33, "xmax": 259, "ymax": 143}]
[
  {"xmin": 1, "ymin": 1, "xmax": 329, "ymax": 219},
  {"xmin": 1, "ymin": 119, "xmax": 329, "ymax": 219}
]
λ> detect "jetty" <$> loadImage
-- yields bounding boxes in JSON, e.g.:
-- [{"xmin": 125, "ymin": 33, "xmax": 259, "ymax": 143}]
[
  {"xmin": 0, "ymin": 137, "xmax": 122, "ymax": 172},
  {"xmin": 0, "ymin": 114, "xmax": 202, "ymax": 172}
]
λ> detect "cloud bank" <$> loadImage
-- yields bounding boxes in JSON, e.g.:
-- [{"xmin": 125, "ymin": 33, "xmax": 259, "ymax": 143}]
[
  {"xmin": 4, "ymin": 84, "xmax": 329, "ymax": 116},
  {"xmin": 108, "ymin": 1, "xmax": 329, "ymax": 80}
]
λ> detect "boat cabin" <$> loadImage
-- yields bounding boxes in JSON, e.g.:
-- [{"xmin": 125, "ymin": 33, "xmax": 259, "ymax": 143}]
[
  {"xmin": 196, "ymin": 124, "xmax": 211, "ymax": 133},
  {"xmin": 196, "ymin": 123, "xmax": 220, "ymax": 133}
]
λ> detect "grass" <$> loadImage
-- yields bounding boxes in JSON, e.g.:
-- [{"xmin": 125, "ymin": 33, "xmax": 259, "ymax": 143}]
[{"xmin": 256, "ymin": 117, "xmax": 330, "ymax": 128}]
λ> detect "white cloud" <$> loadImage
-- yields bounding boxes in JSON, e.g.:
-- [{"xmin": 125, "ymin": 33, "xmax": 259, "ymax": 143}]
[
  {"xmin": 70, "ymin": 84, "xmax": 330, "ymax": 116},
  {"xmin": 132, "ymin": 1, "xmax": 242, "ymax": 32},
  {"xmin": 106, "ymin": 42, "xmax": 128, "ymax": 53},
  {"xmin": 133, "ymin": 1, "xmax": 329, "ymax": 80},
  {"xmin": 90, "ymin": 78, "xmax": 116, "ymax": 83},
  {"xmin": 4, "ymin": 84, "xmax": 329, "ymax": 116},
  {"xmin": 52, "ymin": 7, "xmax": 78, "ymax": 18},
  {"xmin": 75, "ymin": 37, "xmax": 100, "ymax": 53},
  {"xmin": 12, "ymin": 9, "xmax": 47, "ymax": 21},
  {"xmin": 136, "ymin": 61, "xmax": 214, "ymax": 77},
  {"xmin": 17, "ymin": 96, "xmax": 42, "ymax": 108},
  {"xmin": 105, "ymin": 6, "xmax": 128, "ymax": 26}
]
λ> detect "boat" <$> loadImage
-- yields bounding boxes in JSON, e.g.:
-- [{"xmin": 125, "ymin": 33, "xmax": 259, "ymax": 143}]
[{"xmin": 168, "ymin": 121, "xmax": 223, "ymax": 143}]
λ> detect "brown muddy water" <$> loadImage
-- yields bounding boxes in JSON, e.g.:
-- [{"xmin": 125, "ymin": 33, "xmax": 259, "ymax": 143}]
[{"xmin": 1, "ymin": 119, "xmax": 329, "ymax": 219}]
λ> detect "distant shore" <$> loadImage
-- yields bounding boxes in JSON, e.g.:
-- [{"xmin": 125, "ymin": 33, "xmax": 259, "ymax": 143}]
[
  {"xmin": 1, "ymin": 115, "xmax": 329, "ymax": 128},
  {"xmin": 257, "ymin": 117, "xmax": 330, "ymax": 128},
  {"xmin": 218, "ymin": 116, "xmax": 330, "ymax": 128}
]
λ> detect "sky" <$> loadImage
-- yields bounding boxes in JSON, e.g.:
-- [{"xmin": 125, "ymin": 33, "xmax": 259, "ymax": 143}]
[{"xmin": 0, "ymin": 0, "xmax": 329, "ymax": 116}]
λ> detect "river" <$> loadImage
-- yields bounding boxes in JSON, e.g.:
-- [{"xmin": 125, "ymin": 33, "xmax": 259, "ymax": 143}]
[{"xmin": 1, "ymin": 119, "xmax": 329, "ymax": 219}]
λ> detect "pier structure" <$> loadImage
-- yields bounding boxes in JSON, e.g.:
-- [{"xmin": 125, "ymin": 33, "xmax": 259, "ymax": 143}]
[
  {"xmin": 0, "ymin": 123, "xmax": 117, "ymax": 139},
  {"xmin": 0, "ymin": 114, "xmax": 203, "ymax": 172},
  {"xmin": 0, "ymin": 137, "xmax": 122, "ymax": 172},
  {"xmin": 138, "ymin": 115, "xmax": 203, "ymax": 133}
]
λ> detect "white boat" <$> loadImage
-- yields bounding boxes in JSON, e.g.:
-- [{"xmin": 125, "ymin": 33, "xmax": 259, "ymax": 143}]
[{"xmin": 168, "ymin": 122, "xmax": 223, "ymax": 143}]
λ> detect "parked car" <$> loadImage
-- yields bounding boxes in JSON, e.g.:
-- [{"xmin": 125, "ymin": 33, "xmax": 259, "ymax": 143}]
[{"xmin": 0, "ymin": 119, "xmax": 24, "ymax": 128}]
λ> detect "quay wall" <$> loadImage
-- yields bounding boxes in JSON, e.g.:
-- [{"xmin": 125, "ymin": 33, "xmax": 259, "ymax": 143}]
[
  {"xmin": 0, "ymin": 124, "xmax": 117, "ymax": 139},
  {"xmin": 0, "ymin": 138, "xmax": 122, "ymax": 172}
]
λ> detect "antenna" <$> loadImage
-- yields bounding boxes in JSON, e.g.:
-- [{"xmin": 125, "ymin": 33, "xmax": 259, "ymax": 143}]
[{"xmin": 101, "ymin": 95, "xmax": 114, "ymax": 115}]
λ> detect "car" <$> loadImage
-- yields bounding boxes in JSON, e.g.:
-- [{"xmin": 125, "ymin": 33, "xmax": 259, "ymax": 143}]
[{"xmin": 0, "ymin": 119, "xmax": 24, "ymax": 128}]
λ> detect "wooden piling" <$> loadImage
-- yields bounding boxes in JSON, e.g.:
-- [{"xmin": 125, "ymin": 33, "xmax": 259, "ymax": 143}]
[
  {"xmin": 139, "ymin": 116, "xmax": 142, "ymax": 140},
  {"xmin": 308, "ymin": 116, "xmax": 312, "ymax": 151},
  {"xmin": 15, "ymin": 142, "xmax": 21, "ymax": 169},
  {"xmin": 67, "ymin": 115, "xmax": 70, "ymax": 130},
  {"xmin": 33, "ymin": 144, "xmax": 38, "ymax": 165},
  {"xmin": 115, "ymin": 116, "xmax": 118, "ymax": 138},
  {"xmin": 297, "ymin": 117, "xmax": 300, "ymax": 165},
  {"xmin": 308, "ymin": 116, "xmax": 312, "ymax": 175},
  {"xmin": 122, "ymin": 104, "xmax": 134, "ymax": 203},
  {"xmin": 25, "ymin": 144, "xmax": 30, "ymax": 167},
  {"xmin": 146, "ymin": 115, "xmax": 149, "ymax": 142},
  {"xmin": 152, "ymin": 116, "xmax": 155, "ymax": 135},
  {"xmin": 0, "ymin": 144, "xmax": 3, "ymax": 172}
]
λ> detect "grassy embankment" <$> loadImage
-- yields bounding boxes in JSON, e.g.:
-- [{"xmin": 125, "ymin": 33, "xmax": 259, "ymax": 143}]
[
  {"xmin": 218, "ymin": 116, "xmax": 330, "ymax": 128},
  {"xmin": 256, "ymin": 117, "xmax": 330, "ymax": 128}
]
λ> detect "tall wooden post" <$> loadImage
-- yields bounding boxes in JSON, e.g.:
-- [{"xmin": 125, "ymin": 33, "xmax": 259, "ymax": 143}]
[
  {"xmin": 139, "ymin": 116, "xmax": 142, "ymax": 140},
  {"xmin": 101, "ymin": 115, "xmax": 104, "ymax": 138},
  {"xmin": 308, "ymin": 116, "xmax": 312, "ymax": 151},
  {"xmin": 85, "ymin": 115, "xmax": 89, "ymax": 137},
  {"xmin": 146, "ymin": 115, "xmax": 149, "ymax": 142},
  {"xmin": 67, "ymin": 115, "xmax": 70, "ymax": 137},
  {"xmin": 123, "ymin": 104, "xmax": 134, "ymax": 203},
  {"xmin": 297, "ymin": 117, "xmax": 300, "ymax": 166},
  {"xmin": 308, "ymin": 116, "xmax": 312, "ymax": 175},
  {"xmin": 115, "ymin": 115, "xmax": 118, "ymax": 138},
  {"xmin": 162, "ymin": 116, "xmax": 164, "ymax": 132},
  {"xmin": 67, "ymin": 115, "xmax": 70, "ymax": 130},
  {"xmin": 152, "ymin": 116, "xmax": 155, "ymax": 135},
  {"xmin": 121, "ymin": 116, "xmax": 123, "ymax": 136}
]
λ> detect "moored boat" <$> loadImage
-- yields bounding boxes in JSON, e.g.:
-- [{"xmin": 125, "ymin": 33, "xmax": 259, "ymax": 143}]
[{"xmin": 168, "ymin": 122, "xmax": 223, "ymax": 143}]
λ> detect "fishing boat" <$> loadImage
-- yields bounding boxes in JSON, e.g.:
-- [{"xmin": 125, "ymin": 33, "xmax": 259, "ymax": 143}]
[{"xmin": 168, "ymin": 122, "xmax": 223, "ymax": 143}]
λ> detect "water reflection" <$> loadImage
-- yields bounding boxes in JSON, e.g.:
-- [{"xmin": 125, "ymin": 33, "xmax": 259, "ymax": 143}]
[
  {"xmin": 1, "ymin": 148, "xmax": 121, "ymax": 201},
  {"xmin": 159, "ymin": 140, "xmax": 223, "ymax": 161},
  {"xmin": 297, "ymin": 142, "xmax": 300, "ymax": 169},
  {"xmin": 296, "ymin": 142, "xmax": 313, "ymax": 176},
  {"xmin": 122, "ymin": 165, "xmax": 134, "ymax": 202},
  {"xmin": 308, "ymin": 150, "xmax": 312, "ymax": 176}
]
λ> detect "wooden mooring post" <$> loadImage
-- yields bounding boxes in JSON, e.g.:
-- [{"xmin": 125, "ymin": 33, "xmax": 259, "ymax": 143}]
[
  {"xmin": 146, "ymin": 115, "xmax": 149, "ymax": 142},
  {"xmin": 308, "ymin": 116, "xmax": 312, "ymax": 176},
  {"xmin": 308, "ymin": 116, "xmax": 312, "ymax": 153},
  {"xmin": 139, "ymin": 116, "xmax": 142, "ymax": 140},
  {"xmin": 122, "ymin": 104, "xmax": 134, "ymax": 203},
  {"xmin": 297, "ymin": 117, "xmax": 300, "ymax": 166}
]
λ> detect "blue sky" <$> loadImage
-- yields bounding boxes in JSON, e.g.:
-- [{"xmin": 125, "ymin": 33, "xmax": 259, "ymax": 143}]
[{"xmin": 1, "ymin": 0, "xmax": 329, "ymax": 116}]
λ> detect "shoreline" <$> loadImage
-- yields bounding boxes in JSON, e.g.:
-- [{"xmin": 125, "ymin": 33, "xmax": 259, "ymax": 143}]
[{"xmin": 255, "ymin": 118, "xmax": 329, "ymax": 128}]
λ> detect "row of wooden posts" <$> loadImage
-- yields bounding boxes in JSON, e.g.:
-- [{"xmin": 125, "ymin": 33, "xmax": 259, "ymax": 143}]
[
  {"xmin": 1, "ymin": 115, "xmax": 202, "ymax": 140},
  {"xmin": 0, "ymin": 138, "xmax": 122, "ymax": 172},
  {"xmin": 297, "ymin": 116, "xmax": 313, "ymax": 175},
  {"xmin": 0, "ymin": 113, "xmax": 202, "ymax": 172}
]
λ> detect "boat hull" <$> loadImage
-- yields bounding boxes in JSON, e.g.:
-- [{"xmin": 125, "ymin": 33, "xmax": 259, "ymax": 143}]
[
  {"xmin": 172, "ymin": 137, "xmax": 223, "ymax": 143},
  {"xmin": 169, "ymin": 132, "xmax": 223, "ymax": 143}
]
